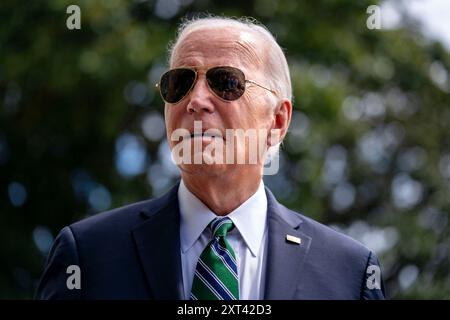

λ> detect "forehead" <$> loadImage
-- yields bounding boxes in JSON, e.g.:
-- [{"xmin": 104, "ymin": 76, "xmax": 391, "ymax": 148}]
[{"xmin": 171, "ymin": 28, "xmax": 264, "ymax": 71}]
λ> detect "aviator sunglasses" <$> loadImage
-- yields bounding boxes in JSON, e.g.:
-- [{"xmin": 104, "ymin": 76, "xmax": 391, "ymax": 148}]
[{"xmin": 156, "ymin": 66, "xmax": 277, "ymax": 104}]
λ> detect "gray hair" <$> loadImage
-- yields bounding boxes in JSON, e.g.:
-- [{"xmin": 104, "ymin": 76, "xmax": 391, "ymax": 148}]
[
  {"xmin": 168, "ymin": 16, "xmax": 292, "ymax": 103},
  {"xmin": 168, "ymin": 15, "xmax": 292, "ymax": 168}
]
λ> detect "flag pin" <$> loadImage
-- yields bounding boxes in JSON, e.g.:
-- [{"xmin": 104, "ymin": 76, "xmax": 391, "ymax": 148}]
[{"xmin": 286, "ymin": 234, "xmax": 301, "ymax": 245}]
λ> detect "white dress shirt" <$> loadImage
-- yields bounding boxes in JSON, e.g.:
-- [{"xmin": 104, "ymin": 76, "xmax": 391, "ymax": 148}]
[{"xmin": 178, "ymin": 179, "xmax": 268, "ymax": 300}]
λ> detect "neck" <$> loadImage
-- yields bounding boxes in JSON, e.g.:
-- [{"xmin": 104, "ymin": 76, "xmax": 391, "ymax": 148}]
[{"xmin": 181, "ymin": 170, "xmax": 262, "ymax": 216}]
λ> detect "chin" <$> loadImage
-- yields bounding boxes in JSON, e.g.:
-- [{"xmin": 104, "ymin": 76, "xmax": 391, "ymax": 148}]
[{"xmin": 179, "ymin": 163, "xmax": 229, "ymax": 177}]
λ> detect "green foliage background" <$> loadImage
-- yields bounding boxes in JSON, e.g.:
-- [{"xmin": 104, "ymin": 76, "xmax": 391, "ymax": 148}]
[{"xmin": 1, "ymin": 0, "xmax": 449, "ymax": 299}]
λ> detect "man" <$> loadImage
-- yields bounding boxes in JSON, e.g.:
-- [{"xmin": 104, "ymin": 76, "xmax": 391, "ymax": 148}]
[{"xmin": 36, "ymin": 16, "xmax": 385, "ymax": 300}]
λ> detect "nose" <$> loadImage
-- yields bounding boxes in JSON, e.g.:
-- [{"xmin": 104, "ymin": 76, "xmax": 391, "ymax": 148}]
[{"xmin": 186, "ymin": 75, "xmax": 215, "ymax": 114}]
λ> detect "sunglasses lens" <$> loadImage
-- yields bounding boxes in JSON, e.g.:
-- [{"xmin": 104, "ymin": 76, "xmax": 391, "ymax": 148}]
[
  {"xmin": 206, "ymin": 67, "xmax": 246, "ymax": 101},
  {"xmin": 159, "ymin": 68, "xmax": 196, "ymax": 103}
]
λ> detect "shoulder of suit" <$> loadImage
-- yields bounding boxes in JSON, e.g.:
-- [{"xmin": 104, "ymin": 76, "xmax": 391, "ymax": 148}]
[{"xmin": 69, "ymin": 185, "xmax": 178, "ymax": 236}]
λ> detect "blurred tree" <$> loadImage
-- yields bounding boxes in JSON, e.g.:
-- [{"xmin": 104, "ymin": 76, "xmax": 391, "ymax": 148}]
[{"xmin": 0, "ymin": 0, "xmax": 449, "ymax": 299}]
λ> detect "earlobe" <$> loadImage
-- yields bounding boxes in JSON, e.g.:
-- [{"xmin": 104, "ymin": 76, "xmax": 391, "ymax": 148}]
[{"xmin": 267, "ymin": 129, "xmax": 282, "ymax": 147}]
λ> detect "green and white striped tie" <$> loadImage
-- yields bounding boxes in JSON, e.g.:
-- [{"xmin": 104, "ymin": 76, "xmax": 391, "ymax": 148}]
[{"xmin": 190, "ymin": 217, "xmax": 239, "ymax": 300}]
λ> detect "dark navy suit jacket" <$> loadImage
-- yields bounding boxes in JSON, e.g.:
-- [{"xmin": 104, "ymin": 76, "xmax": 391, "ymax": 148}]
[{"xmin": 36, "ymin": 182, "xmax": 385, "ymax": 299}]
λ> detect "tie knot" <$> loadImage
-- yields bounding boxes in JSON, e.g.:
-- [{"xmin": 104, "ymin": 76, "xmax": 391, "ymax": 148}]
[{"xmin": 210, "ymin": 217, "xmax": 234, "ymax": 238}]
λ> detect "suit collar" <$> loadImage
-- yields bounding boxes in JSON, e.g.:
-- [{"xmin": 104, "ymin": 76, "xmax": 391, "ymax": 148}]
[
  {"xmin": 263, "ymin": 187, "xmax": 312, "ymax": 300},
  {"xmin": 132, "ymin": 183, "xmax": 183, "ymax": 300}
]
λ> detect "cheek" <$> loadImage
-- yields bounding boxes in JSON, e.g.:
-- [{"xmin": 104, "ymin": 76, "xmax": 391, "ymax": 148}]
[
  {"xmin": 164, "ymin": 105, "xmax": 171, "ymax": 125},
  {"xmin": 164, "ymin": 114, "xmax": 179, "ymax": 150},
  {"xmin": 165, "ymin": 105, "xmax": 181, "ymax": 130},
  {"xmin": 240, "ymin": 96, "xmax": 273, "ymax": 128},
  {"xmin": 164, "ymin": 113, "xmax": 179, "ymax": 145}
]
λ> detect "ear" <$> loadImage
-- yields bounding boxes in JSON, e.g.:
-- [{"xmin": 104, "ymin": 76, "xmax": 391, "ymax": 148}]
[{"xmin": 268, "ymin": 99, "xmax": 292, "ymax": 146}]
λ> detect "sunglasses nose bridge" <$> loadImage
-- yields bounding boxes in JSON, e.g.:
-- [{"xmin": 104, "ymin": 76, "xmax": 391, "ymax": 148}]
[
  {"xmin": 188, "ymin": 72, "xmax": 213, "ymax": 99},
  {"xmin": 185, "ymin": 73, "xmax": 216, "ymax": 113}
]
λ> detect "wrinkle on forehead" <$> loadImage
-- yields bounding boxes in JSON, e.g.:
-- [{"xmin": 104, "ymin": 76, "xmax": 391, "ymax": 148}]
[
  {"xmin": 171, "ymin": 29, "xmax": 265, "ymax": 72},
  {"xmin": 234, "ymin": 37, "xmax": 264, "ymax": 70}
]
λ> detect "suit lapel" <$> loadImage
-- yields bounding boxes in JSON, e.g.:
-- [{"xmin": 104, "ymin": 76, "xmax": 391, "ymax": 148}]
[
  {"xmin": 132, "ymin": 184, "xmax": 183, "ymax": 299},
  {"xmin": 263, "ymin": 188, "xmax": 312, "ymax": 299}
]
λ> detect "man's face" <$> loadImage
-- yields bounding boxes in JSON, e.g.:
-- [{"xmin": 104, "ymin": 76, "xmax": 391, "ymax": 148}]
[{"xmin": 164, "ymin": 28, "xmax": 275, "ymax": 176}]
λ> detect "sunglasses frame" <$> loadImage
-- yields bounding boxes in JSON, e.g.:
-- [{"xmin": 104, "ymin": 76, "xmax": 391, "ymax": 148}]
[{"xmin": 155, "ymin": 65, "xmax": 278, "ymax": 105}]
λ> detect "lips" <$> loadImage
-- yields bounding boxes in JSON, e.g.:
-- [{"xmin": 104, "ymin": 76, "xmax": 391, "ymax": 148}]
[
  {"xmin": 184, "ymin": 128, "xmax": 224, "ymax": 141},
  {"xmin": 190, "ymin": 131, "xmax": 223, "ymax": 139}
]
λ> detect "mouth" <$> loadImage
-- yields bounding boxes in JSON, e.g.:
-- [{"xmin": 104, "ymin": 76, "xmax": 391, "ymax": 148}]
[
  {"xmin": 190, "ymin": 132, "xmax": 223, "ymax": 139},
  {"xmin": 184, "ymin": 129, "xmax": 224, "ymax": 141}
]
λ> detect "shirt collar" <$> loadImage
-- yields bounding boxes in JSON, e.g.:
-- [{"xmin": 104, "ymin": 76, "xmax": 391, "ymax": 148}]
[
  {"xmin": 178, "ymin": 179, "xmax": 267, "ymax": 257},
  {"xmin": 178, "ymin": 180, "xmax": 216, "ymax": 254}
]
